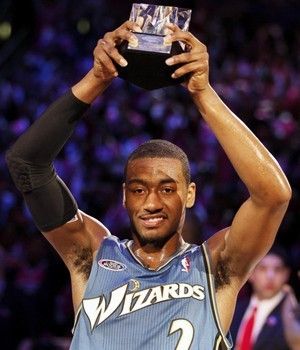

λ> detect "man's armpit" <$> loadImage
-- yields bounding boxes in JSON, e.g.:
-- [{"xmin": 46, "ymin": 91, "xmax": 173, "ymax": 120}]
[
  {"xmin": 72, "ymin": 246, "xmax": 93, "ymax": 281},
  {"xmin": 214, "ymin": 256, "xmax": 234, "ymax": 291}
]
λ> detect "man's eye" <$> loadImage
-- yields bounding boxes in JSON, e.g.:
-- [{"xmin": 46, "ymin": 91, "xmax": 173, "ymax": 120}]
[
  {"xmin": 133, "ymin": 188, "xmax": 144, "ymax": 194},
  {"xmin": 162, "ymin": 187, "xmax": 174, "ymax": 194}
]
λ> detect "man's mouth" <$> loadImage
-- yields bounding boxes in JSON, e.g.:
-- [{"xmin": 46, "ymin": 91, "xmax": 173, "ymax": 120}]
[
  {"xmin": 265, "ymin": 284, "xmax": 275, "ymax": 290},
  {"xmin": 140, "ymin": 215, "xmax": 167, "ymax": 227}
]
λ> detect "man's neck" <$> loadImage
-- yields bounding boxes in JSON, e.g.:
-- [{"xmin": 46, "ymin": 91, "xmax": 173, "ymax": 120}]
[
  {"xmin": 130, "ymin": 234, "xmax": 187, "ymax": 270},
  {"xmin": 252, "ymin": 290, "xmax": 285, "ymax": 304}
]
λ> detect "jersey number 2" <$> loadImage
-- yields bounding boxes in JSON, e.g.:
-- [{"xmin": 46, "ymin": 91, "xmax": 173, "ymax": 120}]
[{"xmin": 168, "ymin": 319, "xmax": 194, "ymax": 350}]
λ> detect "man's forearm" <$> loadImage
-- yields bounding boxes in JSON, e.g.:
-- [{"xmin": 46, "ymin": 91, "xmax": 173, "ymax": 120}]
[
  {"xmin": 6, "ymin": 88, "xmax": 89, "ymax": 231},
  {"xmin": 191, "ymin": 85, "xmax": 291, "ymax": 205},
  {"xmin": 8, "ymin": 69, "xmax": 109, "ymax": 163},
  {"xmin": 7, "ymin": 90, "xmax": 89, "ymax": 164}
]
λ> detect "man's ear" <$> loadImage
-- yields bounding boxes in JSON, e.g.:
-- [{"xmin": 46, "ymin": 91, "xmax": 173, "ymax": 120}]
[
  {"xmin": 122, "ymin": 183, "xmax": 126, "ymax": 208},
  {"xmin": 186, "ymin": 182, "xmax": 196, "ymax": 208}
]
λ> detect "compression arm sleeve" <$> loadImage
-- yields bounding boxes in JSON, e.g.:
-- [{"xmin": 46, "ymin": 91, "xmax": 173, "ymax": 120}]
[{"xmin": 6, "ymin": 90, "xmax": 90, "ymax": 231}]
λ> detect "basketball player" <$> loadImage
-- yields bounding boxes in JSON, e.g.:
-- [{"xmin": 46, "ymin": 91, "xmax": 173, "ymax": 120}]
[{"xmin": 6, "ymin": 21, "xmax": 291, "ymax": 349}]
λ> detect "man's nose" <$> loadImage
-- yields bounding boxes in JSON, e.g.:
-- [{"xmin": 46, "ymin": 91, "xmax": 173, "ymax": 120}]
[
  {"xmin": 266, "ymin": 268, "xmax": 276, "ymax": 279},
  {"xmin": 143, "ymin": 191, "xmax": 163, "ymax": 212}
]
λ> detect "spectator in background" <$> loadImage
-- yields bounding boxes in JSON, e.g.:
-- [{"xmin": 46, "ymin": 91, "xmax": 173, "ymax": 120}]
[{"xmin": 231, "ymin": 246, "xmax": 291, "ymax": 350}]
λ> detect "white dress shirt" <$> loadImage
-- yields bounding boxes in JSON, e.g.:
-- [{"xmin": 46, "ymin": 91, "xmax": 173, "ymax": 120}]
[{"xmin": 237, "ymin": 290, "xmax": 285, "ymax": 344}]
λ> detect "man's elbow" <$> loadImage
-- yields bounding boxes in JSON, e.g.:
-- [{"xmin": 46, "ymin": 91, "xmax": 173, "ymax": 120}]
[
  {"xmin": 5, "ymin": 148, "xmax": 18, "ymax": 177},
  {"xmin": 252, "ymin": 181, "xmax": 292, "ymax": 208},
  {"xmin": 276, "ymin": 179, "xmax": 292, "ymax": 203},
  {"xmin": 269, "ymin": 182, "xmax": 292, "ymax": 207}
]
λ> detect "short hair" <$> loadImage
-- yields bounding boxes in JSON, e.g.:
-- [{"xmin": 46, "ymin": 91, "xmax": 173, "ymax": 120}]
[
  {"xmin": 124, "ymin": 139, "xmax": 191, "ymax": 184},
  {"xmin": 267, "ymin": 245, "xmax": 291, "ymax": 268}
]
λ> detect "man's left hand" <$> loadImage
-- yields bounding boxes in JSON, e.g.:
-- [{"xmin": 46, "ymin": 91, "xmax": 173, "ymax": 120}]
[{"xmin": 164, "ymin": 24, "xmax": 209, "ymax": 94}]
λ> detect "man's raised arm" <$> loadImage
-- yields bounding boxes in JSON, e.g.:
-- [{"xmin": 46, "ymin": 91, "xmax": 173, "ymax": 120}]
[
  {"xmin": 5, "ymin": 21, "xmax": 141, "ymax": 268},
  {"xmin": 164, "ymin": 24, "xmax": 291, "ymax": 283}
]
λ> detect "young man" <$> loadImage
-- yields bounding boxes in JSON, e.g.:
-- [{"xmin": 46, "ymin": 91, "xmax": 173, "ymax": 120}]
[
  {"xmin": 231, "ymin": 247, "xmax": 292, "ymax": 349},
  {"xmin": 6, "ymin": 21, "xmax": 291, "ymax": 349}
]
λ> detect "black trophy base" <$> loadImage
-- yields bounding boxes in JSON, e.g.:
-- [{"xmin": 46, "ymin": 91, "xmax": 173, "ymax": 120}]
[{"xmin": 116, "ymin": 40, "xmax": 188, "ymax": 90}]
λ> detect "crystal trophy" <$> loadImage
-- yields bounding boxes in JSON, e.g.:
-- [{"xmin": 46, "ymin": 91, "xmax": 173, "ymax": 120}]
[{"xmin": 117, "ymin": 3, "xmax": 192, "ymax": 90}]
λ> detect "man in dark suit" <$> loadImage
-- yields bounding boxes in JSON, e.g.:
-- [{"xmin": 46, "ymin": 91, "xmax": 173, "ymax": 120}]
[{"xmin": 231, "ymin": 246, "xmax": 291, "ymax": 350}]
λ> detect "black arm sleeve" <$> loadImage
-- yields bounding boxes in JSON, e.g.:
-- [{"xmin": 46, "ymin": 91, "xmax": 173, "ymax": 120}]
[{"xmin": 6, "ymin": 90, "xmax": 90, "ymax": 231}]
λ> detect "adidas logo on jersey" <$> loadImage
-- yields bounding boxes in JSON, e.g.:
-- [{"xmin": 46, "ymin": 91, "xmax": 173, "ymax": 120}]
[{"xmin": 82, "ymin": 282, "xmax": 205, "ymax": 331}]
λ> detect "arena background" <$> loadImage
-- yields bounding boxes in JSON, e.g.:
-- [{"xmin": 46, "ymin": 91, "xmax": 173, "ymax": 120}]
[{"xmin": 0, "ymin": 0, "xmax": 300, "ymax": 348}]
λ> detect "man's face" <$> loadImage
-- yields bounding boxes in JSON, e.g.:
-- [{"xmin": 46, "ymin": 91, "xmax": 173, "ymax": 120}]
[
  {"xmin": 249, "ymin": 254, "xmax": 290, "ymax": 300},
  {"xmin": 123, "ymin": 157, "xmax": 195, "ymax": 245}
]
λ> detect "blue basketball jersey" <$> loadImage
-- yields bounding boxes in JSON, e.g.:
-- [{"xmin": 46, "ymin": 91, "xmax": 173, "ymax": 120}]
[{"xmin": 70, "ymin": 235, "xmax": 232, "ymax": 349}]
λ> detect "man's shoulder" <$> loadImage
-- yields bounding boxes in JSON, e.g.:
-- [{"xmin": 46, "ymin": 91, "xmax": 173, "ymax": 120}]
[
  {"xmin": 102, "ymin": 234, "xmax": 129, "ymax": 246},
  {"xmin": 99, "ymin": 234, "xmax": 131, "ymax": 256}
]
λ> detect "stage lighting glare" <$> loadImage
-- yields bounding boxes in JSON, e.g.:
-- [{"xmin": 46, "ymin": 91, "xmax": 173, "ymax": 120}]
[
  {"xmin": 77, "ymin": 18, "xmax": 90, "ymax": 34},
  {"xmin": 0, "ymin": 21, "xmax": 12, "ymax": 40}
]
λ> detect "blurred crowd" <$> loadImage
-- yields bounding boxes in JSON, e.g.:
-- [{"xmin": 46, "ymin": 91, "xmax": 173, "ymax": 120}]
[{"xmin": 0, "ymin": 0, "xmax": 300, "ymax": 348}]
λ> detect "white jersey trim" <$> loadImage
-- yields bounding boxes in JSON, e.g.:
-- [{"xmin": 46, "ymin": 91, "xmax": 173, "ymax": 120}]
[
  {"xmin": 202, "ymin": 242, "xmax": 233, "ymax": 349},
  {"xmin": 72, "ymin": 305, "xmax": 82, "ymax": 335}
]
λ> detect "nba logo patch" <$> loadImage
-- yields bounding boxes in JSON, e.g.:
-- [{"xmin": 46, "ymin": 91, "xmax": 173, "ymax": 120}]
[{"xmin": 181, "ymin": 256, "xmax": 191, "ymax": 273}]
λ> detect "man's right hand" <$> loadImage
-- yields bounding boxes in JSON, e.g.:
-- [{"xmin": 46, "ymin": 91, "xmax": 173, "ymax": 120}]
[
  {"xmin": 72, "ymin": 21, "xmax": 142, "ymax": 103},
  {"xmin": 93, "ymin": 21, "xmax": 142, "ymax": 82}
]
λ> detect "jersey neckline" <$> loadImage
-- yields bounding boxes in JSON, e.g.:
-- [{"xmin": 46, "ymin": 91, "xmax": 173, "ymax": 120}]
[{"xmin": 125, "ymin": 240, "xmax": 191, "ymax": 272}]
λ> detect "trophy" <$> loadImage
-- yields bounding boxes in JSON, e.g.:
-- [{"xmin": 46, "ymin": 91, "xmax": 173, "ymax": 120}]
[{"xmin": 117, "ymin": 3, "xmax": 192, "ymax": 90}]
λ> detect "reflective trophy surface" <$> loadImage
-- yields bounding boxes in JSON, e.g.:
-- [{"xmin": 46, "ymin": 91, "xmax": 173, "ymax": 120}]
[{"xmin": 117, "ymin": 3, "xmax": 192, "ymax": 90}]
